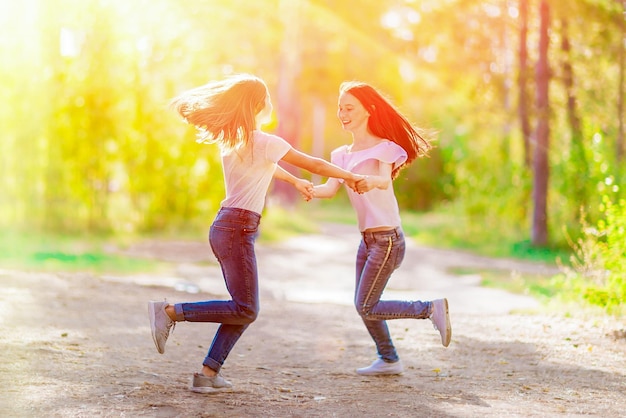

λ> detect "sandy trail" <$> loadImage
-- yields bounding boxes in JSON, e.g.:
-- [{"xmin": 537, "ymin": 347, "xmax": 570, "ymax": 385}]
[{"xmin": 0, "ymin": 224, "xmax": 623, "ymax": 417}]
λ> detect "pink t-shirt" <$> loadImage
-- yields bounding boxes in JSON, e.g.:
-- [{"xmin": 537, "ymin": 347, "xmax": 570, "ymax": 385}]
[
  {"xmin": 330, "ymin": 140, "xmax": 407, "ymax": 232},
  {"xmin": 220, "ymin": 130, "xmax": 291, "ymax": 214}
]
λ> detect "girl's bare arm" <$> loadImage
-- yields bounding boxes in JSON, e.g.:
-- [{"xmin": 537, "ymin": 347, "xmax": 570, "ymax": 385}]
[
  {"xmin": 280, "ymin": 148, "xmax": 363, "ymax": 191},
  {"xmin": 273, "ymin": 165, "xmax": 314, "ymax": 201},
  {"xmin": 312, "ymin": 178, "xmax": 342, "ymax": 199},
  {"xmin": 354, "ymin": 161, "xmax": 392, "ymax": 194}
]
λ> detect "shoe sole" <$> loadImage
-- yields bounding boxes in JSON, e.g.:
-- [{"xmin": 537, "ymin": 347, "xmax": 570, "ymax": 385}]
[
  {"xmin": 441, "ymin": 298, "xmax": 451, "ymax": 347},
  {"xmin": 148, "ymin": 301, "xmax": 164, "ymax": 354},
  {"xmin": 356, "ymin": 370, "xmax": 404, "ymax": 376},
  {"xmin": 356, "ymin": 360, "xmax": 404, "ymax": 376},
  {"xmin": 190, "ymin": 386, "xmax": 233, "ymax": 394}
]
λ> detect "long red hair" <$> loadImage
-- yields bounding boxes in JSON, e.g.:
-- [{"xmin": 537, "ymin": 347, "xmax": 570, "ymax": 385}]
[{"xmin": 340, "ymin": 81, "xmax": 432, "ymax": 179}]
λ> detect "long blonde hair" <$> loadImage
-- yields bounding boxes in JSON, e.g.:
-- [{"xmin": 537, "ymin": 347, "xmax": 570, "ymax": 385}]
[{"xmin": 171, "ymin": 74, "xmax": 268, "ymax": 151}]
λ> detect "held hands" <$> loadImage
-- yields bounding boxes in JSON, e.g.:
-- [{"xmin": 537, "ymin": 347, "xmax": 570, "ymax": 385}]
[
  {"xmin": 344, "ymin": 174, "xmax": 367, "ymax": 194},
  {"xmin": 354, "ymin": 175, "xmax": 377, "ymax": 194},
  {"xmin": 294, "ymin": 178, "xmax": 314, "ymax": 201},
  {"xmin": 346, "ymin": 174, "xmax": 376, "ymax": 195},
  {"xmin": 307, "ymin": 173, "xmax": 373, "ymax": 199}
]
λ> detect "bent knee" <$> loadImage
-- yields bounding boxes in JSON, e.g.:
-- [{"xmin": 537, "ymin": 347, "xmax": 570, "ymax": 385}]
[
  {"xmin": 238, "ymin": 306, "xmax": 259, "ymax": 324},
  {"xmin": 355, "ymin": 304, "xmax": 370, "ymax": 317}
]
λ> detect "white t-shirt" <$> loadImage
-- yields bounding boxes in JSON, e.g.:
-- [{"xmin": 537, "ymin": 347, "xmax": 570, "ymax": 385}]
[
  {"xmin": 330, "ymin": 140, "xmax": 407, "ymax": 231},
  {"xmin": 220, "ymin": 130, "xmax": 292, "ymax": 214}
]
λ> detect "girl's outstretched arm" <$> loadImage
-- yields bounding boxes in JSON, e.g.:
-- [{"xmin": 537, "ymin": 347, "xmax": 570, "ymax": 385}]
[
  {"xmin": 354, "ymin": 161, "xmax": 393, "ymax": 194},
  {"xmin": 280, "ymin": 148, "xmax": 363, "ymax": 191},
  {"xmin": 312, "ymin": 178, "xmax": 342, "ymax": 199},
  {"xmin": 273, "ymin": 165, "xmax": 314, "ymax": 201}
]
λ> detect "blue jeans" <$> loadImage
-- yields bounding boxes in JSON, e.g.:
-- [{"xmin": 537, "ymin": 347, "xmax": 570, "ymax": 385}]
[
  {"xmin": 355, "ymin": 227, "xmax": 431, "ymax": 363},
  {"xmin": 173, "ymin": 207, "xmax": 261, "ymax": 373}
]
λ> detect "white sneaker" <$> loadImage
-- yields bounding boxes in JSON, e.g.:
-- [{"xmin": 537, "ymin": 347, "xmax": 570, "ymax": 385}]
[
  {"xmin": 430, "ymin": 298, "xmax": 451, "ymax": 347},
  {"xmin": 148, "ymin": 300, "xmax": 175, "ymax": 354},
  {"xmin": 356, "ymin": 359, "xmax": 404, "ymax": 376},
  {"xmin": 190, "ymin": 372, "xmax": 233, "ymax": 393}
]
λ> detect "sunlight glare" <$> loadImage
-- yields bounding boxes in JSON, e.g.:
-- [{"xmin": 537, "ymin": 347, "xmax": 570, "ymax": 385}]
[
  {"xmin": 419, "ymin": 46, "xmax": 437, "ymax": 63},
  {"xmin": 593, "ymin": 133, "xmax": 602, "ymax": 145},
  {"xmin": 60, "ymin": 27, "xmax": 81, "ymax": 57},
  {"xmin": 483, "ymin": 3, "xmax": 501, "ymax": 18},
  {"xmin": 601, "ymin": 163, "xmax": 609, "ymax": 174},
  {"xmin": 406, "ymin": 9, "xmax": 421, "ymax": 25},
  {"xmin": 381, "ymin": 6, "xmax": 420, "ymax": 41},
  {"xmin": 381, "ymin": 10, "xmax": 401, "ymax": 29},
  {"xmin": 399, "ymin": 59, "xmax": 417, "ymax": 82}
]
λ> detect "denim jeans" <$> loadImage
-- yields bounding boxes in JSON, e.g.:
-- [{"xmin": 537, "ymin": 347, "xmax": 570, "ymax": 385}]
[
  {"xmin": 355, "ymin": 227, "xmax": 432, "ymax": 363},
  {"xmin": 173, "ymin": 207, "xmax": 261, "ymax": 373}
]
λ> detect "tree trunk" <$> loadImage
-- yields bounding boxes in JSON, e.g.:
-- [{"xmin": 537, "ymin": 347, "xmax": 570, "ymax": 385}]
[
  {"xmin": 532, "ymin": 0, "xmax": 551, "ymax": 247},
  {"xmin": 518, "ymin": 0, "xmax": 532, "ymax": 168},
  {"xmin": 499, "ymin": 1, "xmax": 512, "ymax": 160},
  {"xmin": 560, "ymin": 18, "xmax": 588, "ymax": 209},
  {"xmin": 274, "ymin": 0, "xmax": 302, "ymax": 205},
  {"xmin": 617, "ymin": 1, "xmax": 625, "ymax": 167}
]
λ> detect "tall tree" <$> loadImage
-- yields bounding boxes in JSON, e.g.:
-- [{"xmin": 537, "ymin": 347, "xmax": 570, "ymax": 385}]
[
  {"xmin": 617, "ymin": 0, "xmax": 625, "ymax": 165},
  {"xmin": 274, "ymin": 0, "xmax": 303, "ymax": 205},
  {"xmin": 518, "ymin": 0, "xmax": 532, "ymax": 168},
  {"xmin": 560, "ymin": 17, "xmax": 588, "ymax": 209},
  {"xmin": 532, "ymin": 0, "xmax": 551, "ymax": 246}
]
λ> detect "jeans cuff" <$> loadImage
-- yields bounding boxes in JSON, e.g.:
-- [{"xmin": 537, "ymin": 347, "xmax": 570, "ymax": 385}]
[
  {"xmin": 203, "ymin": 357, "xmax": 221, "ymax": 373},
  {"xmin": 174, "ymin": 303, "xmax": 186, "ymax": 322}
]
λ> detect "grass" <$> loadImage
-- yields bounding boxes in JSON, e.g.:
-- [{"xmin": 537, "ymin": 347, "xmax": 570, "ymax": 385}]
[
  {"xmin": 0, "ymin": 230, "xmax": 164, "ymax": 274},
  {"xmin": 0, "ymin": 201, "xmax": 570, "ymax": 299},
  {"xmin": 0, "ymin": 205, "xmax": 324, "ymax": 274},
  {"xmin": 448, "ymin": 267, "xmax": 557, "ymax": 300},
  {"xmin": 258, "ymin": 204, "xmax": 321, "ymax": 243},
  {"xmin": 302, "ymin": 202, "xmax": 571, "ymax": 266},
  {"xmin": 399, "ymin": 209, "xmax": 572, "ymax": 265},
  {"xmin": 297, "ymin": 202, "xmax": 570, "ymax": 302},
  {"xmin": 4, "ymin": 202, "xmax": 616, "ymax": 316}
]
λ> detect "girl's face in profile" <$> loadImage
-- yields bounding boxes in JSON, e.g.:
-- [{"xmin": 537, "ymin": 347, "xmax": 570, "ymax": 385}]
[
  {"xmin": 337, "ymin": 92, "xmax": 369, "ymax": 133},
  {"xmin": 256, "ymin": 92, "xmax": 273, "ymax": 126}
]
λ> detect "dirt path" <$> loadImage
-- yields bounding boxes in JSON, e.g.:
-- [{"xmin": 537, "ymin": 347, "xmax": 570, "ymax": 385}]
[{"xmin": 1, "ymin": 224, "xmax": 624, "ymax": 417}]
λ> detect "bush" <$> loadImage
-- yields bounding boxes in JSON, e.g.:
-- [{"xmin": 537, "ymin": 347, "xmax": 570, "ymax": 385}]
[{"xmin": 554, "ymin": 195, "xmax": 626, "ymax": 315}]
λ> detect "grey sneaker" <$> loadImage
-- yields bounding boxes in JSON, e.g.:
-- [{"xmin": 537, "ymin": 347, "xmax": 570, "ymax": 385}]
[
  {"xmin": 190, "ymin": 372, "xmax": 233, "ymax": 393},
  {"xmin": 148, "ymin": 300, "xmax": 175, "ymax": 354},
  {"xmin": 356, "ymin": 359, "xmax": 404, "ymax": 376},
  {"xmin": 430, "ymin": 298, "xmax": 451, "ymax": 347}
]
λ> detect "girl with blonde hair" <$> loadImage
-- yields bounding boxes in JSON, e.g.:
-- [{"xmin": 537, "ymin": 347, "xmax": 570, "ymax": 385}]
[{"xmin": 149, "ymin": 74, "xmax": 363, "ymax": 392}]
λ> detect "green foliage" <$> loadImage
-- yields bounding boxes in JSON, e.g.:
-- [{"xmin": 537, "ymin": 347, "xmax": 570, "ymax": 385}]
[
  {"xmin": 305, "ymin": 197, "xmax": 359, "ymax": 225},
  {"xmin": 258, "ymin": 205, "xmax": 320, "ymax": 243},
  {"xmin": 1, "ymin": 0, "xmax": 625, "ymax": 286},
  {"xmin": 403, "ymin": 203, "xmax": 571, "ymax": 264},
  {"xmin": 431, "ymin": 124, "xmax": 540, "ymax": 254},
  {"xmin": 553, "ymin": 196, "xmax": 626, "ymax": 314},
  {"xmin": 0, "ymin": 230, "xmax": 160, "ymax": 273},
  {"xmin": 395, "ymin": 147, "xmax": 447, "ymax": 211},
  {"xmin": 450, "ymin": 267, "xmax": 557, "ymax": 302}
]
